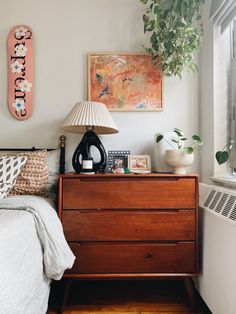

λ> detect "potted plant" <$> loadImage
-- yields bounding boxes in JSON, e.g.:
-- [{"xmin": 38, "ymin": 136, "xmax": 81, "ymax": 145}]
[
  {"xmin": 156, "ymin": 128, "xmax": 203, "ymax": 173},
  {"xmin": 140, "ymin": 0, "xmax": 204, "ymax": 78},
  {"xmin": 215, "ymin": 140, "xmax": 236, "ymax": 165}
]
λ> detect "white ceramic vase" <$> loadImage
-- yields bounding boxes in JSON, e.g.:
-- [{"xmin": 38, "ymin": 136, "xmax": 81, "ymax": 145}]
[
  {"xmin": 164, "ymin": 150, "xmax": 194, "ymax": 174},
  {"xmin": 153, "ymin": 132, "xmax": 175, "ymax": 173}
]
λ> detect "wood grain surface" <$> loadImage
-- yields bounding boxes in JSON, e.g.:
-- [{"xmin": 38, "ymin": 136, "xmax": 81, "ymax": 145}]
[{"xmin": 62, "ymin": 210, "xmax": 196, "ymax": 241}]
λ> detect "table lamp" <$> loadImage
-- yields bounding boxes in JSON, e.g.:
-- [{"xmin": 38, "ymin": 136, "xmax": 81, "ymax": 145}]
[{"xmin": 61, "ymin": 101, "xmax": 119, "ymax": 173}]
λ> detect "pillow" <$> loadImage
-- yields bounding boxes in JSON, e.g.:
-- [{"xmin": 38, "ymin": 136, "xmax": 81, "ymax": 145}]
[
  {"xmin": 0, "ymin": 155, "xmax": 27, "ymax": 199},
  {"xmin": 9, "ymin": 150, "xmax": 49, "ymax": 196},
  {"xmin": 46, "ymin": 149, "xmax": 60, "ymax": 198}
]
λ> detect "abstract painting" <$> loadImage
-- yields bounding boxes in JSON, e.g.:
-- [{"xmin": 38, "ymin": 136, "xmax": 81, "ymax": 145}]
[{"xmin": 88, "ymin": 53, "xmax": 163, "ymax": 111}]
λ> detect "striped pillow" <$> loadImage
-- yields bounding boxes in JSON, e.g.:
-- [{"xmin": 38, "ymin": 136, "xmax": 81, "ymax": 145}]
[
  {"xmin": 0, "ymin": 155, "xmax": 27, "ymax": 199},
  {"xmin": 9, "ymin": 150, "xmax": 49, "ymax": 196}
]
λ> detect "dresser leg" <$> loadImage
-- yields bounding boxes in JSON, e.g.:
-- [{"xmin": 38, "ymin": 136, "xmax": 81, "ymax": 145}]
[
  {"xmin": 184, "ymin": 277, "xmax": 197, "ymax": 312},
  {"xmin": 60, "ymin": 278, "xmax": 72, "ymax": 313}
]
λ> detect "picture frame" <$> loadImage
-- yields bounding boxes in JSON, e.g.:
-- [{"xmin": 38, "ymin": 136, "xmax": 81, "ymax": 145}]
[
  {"xmin": 108, "ymin": 150, "xmax": 130, "ymax": 171},
  {"xmin": 88, "ymin": 53, "xmax": 163, "ymax": 111},
  {"xmin": 128, "ymin": 155, "xmax": 151, "ymax": 173}
]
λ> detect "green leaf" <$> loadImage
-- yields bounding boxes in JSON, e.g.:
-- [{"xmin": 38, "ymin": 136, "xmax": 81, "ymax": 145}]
[
  {"xmin": 174, "ymin": 127, "xmax": 183, "ymax": 133},
  {"xmin": 173, "ymin": 128, "xmax": 184, "ymax": 137},
  {"xmin": 140, "ymin": 0, "xmax": 148, "ymax": 4},
  {"xmin": 143, "ymin": 14, "xmax": 148, "ymax": 22},
  {"xmin": 159, "ymin": 0, "xmax": 174, "ymax": 11},
  {"xmin": 175, "ymin": 21, "xmax": 186, "ymax": 28},
  {"xmin": 215, "ymin": 151, "xmax": 229, "ymax": 165},
  {"xmin": 145, "ymin": 20, "xmax": 155, "ymax": 32},
  {"xmin": 160, "ymin": 20, "xmax": 167, "ymax": 29},
  {"xmin": 156, "ymin": 134, "xmax": 163, "ymax": 143},
  {"xmin": 183, "ymin": 147, "xmax": 194, "ymax": 154},
  {"xmin": 192, "ymin": 135, "xmax": 203, "ymax": 145},
  {"xmin": 163, "ymin": 9, "xmax": 171, "ymax": 19},
  {"xmin": 151, "ymin": 32, "xmax": 159, "ymax": 50},
  {"xmin": 164, "ymin": 40, "xmax": 172, "ymax": 50}
]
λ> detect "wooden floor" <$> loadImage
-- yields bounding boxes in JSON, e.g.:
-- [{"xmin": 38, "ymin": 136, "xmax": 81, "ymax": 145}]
[{"xmin": 48, "ymin": 280, "xmax": 211, "ymax": 314}]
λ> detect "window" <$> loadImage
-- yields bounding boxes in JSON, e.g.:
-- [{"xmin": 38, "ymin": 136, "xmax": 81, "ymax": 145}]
[{"xmin": 211, "ymin": 4, "xmax": 236, "ymax": 180}]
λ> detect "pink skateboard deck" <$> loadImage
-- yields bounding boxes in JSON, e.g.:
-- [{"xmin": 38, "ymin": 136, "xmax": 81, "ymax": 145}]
[{"xmin": 8, "ymin": 25, "xmax": 34, "ymax": 120}]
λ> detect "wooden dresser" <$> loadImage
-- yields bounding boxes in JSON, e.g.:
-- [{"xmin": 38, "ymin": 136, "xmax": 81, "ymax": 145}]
[{"xmin": 58, "ymin": 173, "xmax": 199, "ymax": 308}]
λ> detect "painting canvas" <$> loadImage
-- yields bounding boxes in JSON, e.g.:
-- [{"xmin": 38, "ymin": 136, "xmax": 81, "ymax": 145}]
[{"xmin": 88, "ymin": 53, "xmax": 163, "ymax": 111}]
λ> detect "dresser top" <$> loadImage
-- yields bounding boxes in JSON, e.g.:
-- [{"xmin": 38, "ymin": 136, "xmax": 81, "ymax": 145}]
[{"xmin": 60, "ymin": 173, "xmax": 199, "ymax": 179}]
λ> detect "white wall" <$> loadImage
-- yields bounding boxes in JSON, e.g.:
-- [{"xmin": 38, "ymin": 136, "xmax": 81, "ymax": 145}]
[{"xmin": 0, "ymin": 0, "xmax": 199, "ymax": 172}]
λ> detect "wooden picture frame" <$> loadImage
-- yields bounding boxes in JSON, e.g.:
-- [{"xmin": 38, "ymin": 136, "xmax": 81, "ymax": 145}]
[
  {"xmin": 128, "ymin": 155, "xmax": 151, "ymax": 173},
  {"xmin": 88, "ymin": 53, "xmax": 163, "ymax": 111}
]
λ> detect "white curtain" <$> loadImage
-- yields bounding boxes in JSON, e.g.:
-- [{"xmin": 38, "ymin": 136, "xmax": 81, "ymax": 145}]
[
  {"xmin": 210, "ymin": 0, "xmax": 236, "ymax": 33},
  {"xmin": 230, "ymin": 57, "xmax": 236, "ymax": 168}
]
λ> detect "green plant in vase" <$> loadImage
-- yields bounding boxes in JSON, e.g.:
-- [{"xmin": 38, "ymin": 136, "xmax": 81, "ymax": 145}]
[{"xmin": 156, "ymin": 128, "xmax": 203, "ymax": 174}]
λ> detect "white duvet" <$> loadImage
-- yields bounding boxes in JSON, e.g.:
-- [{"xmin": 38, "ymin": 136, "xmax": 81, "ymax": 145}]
[{"xmin": 0, "ymin": 195, "xmax": 75, "ymax": 314}]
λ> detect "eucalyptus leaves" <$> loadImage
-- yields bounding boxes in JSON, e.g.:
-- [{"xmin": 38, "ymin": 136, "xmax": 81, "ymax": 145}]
[
  {"xmin": 156, "ymin": 128, "xmax": 203, "ymax": 154},
  {"xmin": 140, "ymin": 0, "xmax": 204, "ymax": 77}
]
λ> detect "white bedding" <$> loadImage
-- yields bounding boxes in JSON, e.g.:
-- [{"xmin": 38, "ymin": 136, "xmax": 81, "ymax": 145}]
[{"xmin": 0, "ymin": 195, "xmax": 75, "ymax": 314}]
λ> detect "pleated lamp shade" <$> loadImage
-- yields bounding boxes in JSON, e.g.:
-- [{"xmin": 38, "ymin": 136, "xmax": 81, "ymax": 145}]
[{"xmin": 61, "ymin": 101, "xmax": 119, "ymax": 134}]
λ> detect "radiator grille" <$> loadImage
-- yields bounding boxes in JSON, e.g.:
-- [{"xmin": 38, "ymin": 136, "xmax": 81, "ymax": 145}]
[
  {"xmin": 204, "ymin": 190, "xmax": 216, "ymax": 207},
  {"xmin": 222, "ymin": 195, "xmax": 236, "ymax": 217},
  {"xmin": 229, "ymin": 205, "xmax": 236, "ymax": 221},
  {"xmin": 215, "ymin": 193, "xmax": 228, "ymax": 213},
  {"xmin": 203, "ymin": 187, "xmax": 236, "ymax": 224}
]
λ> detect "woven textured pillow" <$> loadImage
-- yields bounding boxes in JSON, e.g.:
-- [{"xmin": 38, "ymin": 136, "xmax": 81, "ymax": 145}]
[
  {"xmin": 9, "ymin": 150, "xmax": 49, "ymax": 196},
  {"xmin": 0, "ymin": 155, "xmax": 27, "ymax": 199}
]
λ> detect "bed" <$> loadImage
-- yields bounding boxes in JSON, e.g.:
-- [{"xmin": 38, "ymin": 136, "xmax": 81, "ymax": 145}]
[{"xmin": 0, "ymin": 136, "xmax": 75, "ymax": 314}]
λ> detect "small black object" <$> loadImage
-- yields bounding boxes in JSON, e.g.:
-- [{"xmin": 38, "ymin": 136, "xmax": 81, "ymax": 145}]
[{"xmin": 72, "ymin": 130, "xmax": 107, "ymax": 173}]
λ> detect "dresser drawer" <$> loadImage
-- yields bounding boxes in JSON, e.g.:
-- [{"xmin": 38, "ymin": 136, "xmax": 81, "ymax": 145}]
[
  {"xmin": 67, "ymin": 242, "xmax": 195, "ymax": 274},
  {"xmin": 62, "ymin": 210, "xmax": 196, "ymax": 241},
  {"xmin": 62, "ymin": 177, "xmax": 196, "ymax": 209}
]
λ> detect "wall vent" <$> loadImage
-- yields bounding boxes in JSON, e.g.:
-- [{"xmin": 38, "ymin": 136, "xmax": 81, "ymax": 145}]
[
  {"xmin": 229, "ymin": 204, "xmax": 236, "ymax": 221},
  {"xmin": 215, "ymin": 193, "xmax": 228, "ymax": 213},
  {"xmin": 204, "ymin": 189, "xmax": 216, "ymax": 207},
  {"xmin": 222, "ymin": 195, "xmax": 236, "ymax": 217},
  {"xmin": 202, "ymin": 186, "xmax": 236, "ymax": 224}
]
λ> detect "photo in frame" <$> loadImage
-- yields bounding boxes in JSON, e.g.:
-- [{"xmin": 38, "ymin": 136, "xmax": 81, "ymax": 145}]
[
  {"xmin": 88, "ymin": 53, "xmax": 163, "ymax": 111},
  {"xmin": 108, "ymin": 150, "xmax": 130, "ymax": 172},
  {"xmin": 128, "ymin": 155, "xmax": 151, "ymax": 173}
]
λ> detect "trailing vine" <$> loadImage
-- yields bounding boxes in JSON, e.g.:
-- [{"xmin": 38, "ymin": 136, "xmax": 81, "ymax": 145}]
[{"xmin": 140, "ymin": 0, "xmax": 204, "ymax": 78}]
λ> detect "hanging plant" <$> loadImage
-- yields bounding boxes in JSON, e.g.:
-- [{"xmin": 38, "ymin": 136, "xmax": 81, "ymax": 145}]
[{"xmin": 140, "ymin": 0, "xmax": 204, "ymax": 78}]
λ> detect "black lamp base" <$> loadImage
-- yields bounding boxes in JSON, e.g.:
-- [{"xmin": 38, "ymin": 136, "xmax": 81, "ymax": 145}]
[{"xmin": 72, "ymin": 130, "xmax": 107, "ymax": 173}]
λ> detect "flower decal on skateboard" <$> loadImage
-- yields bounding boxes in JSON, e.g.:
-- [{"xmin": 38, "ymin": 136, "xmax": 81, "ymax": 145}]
[{"xmin": 8, "ymin": 25, "xmax": 34, "ymax": 120}]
